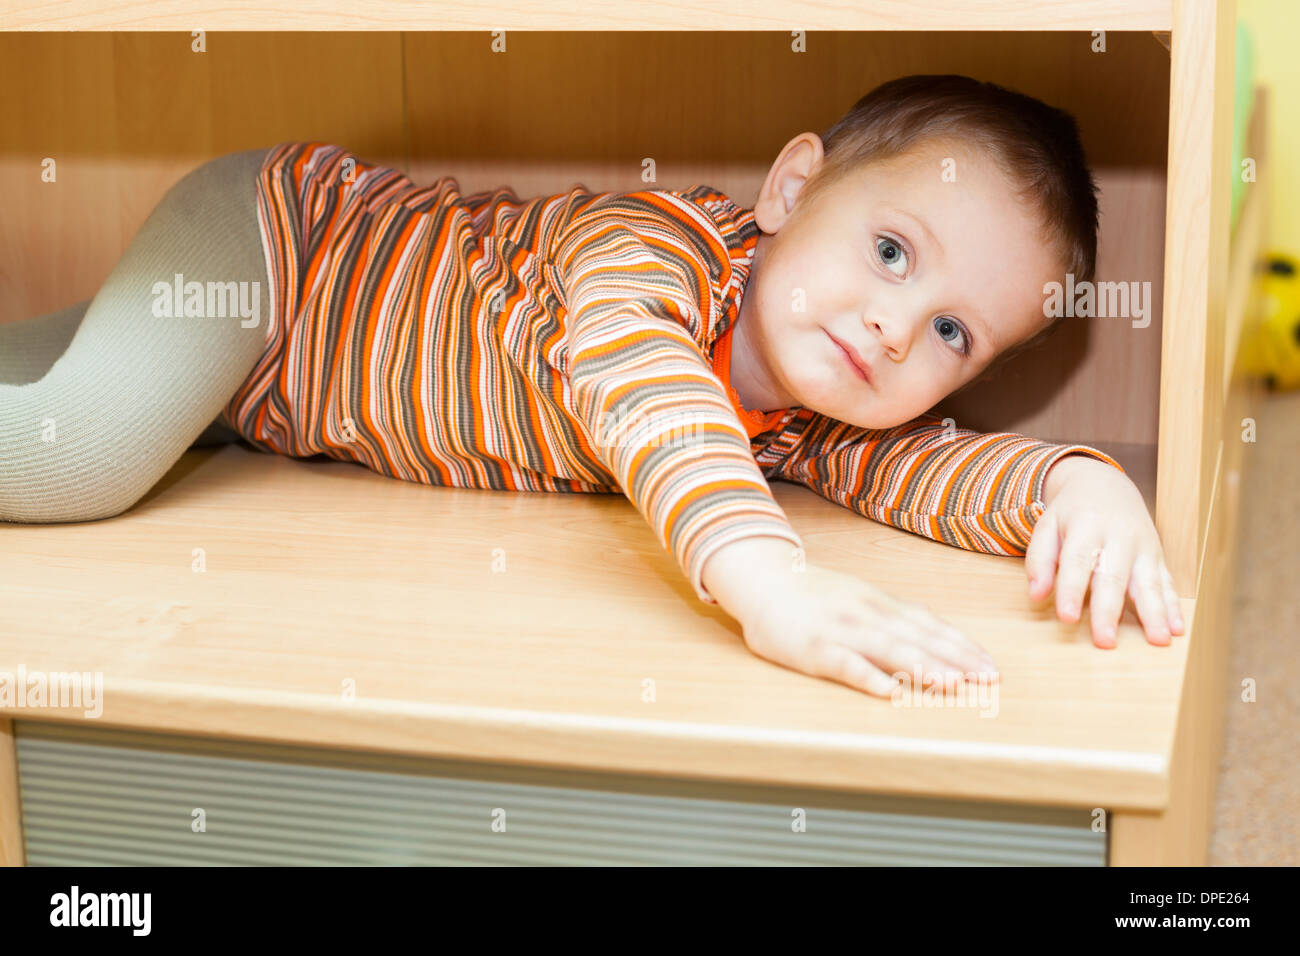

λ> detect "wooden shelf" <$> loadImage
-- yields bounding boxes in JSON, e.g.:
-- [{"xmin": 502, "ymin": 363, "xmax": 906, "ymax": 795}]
[
  {"xmin": 0, "ymin": 0, "xmax": 1240, "ymax": 866},
  {"xmin": 0, "ymin": 1, "xmax": 1174, "ymax": 33},
  {"xmin": 0, "ymin": 443, "xmax": 1193, "ymax": 811}
]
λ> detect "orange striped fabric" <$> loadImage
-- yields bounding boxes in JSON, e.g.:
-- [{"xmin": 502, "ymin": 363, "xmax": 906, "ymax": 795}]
[{"xmin": 221, "ymin": 141, "xmax": 1122, "ymax": 605}]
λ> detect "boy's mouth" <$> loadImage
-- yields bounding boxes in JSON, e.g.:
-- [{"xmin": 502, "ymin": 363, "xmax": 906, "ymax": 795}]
[{"xmin": 825, "ymin": 330, "xmax": 874, "ymax": 386}]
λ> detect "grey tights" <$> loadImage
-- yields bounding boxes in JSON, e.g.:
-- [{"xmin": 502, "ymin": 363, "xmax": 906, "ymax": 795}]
[{"xmin": 0, "ymin": 147, "xmax": 274, "ymax": 522}]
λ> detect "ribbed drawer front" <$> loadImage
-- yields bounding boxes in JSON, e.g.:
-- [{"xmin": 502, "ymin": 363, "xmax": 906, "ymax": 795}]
[{"xmin": 15, "ymin": 720, "xmax": 1106, "ymax": 866}]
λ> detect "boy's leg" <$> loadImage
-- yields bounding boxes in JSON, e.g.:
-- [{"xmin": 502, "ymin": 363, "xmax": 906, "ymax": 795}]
[
  {"xmin": 0, "ymin": 300, "xmax": 91, "ymax": 386},
  {"xmin": 1, "ymin": 299, "xmax": 242, "ymax": 448},
  {"xmin": 0, "ymin": 147, "xmax": 274, "ymax": 522}
]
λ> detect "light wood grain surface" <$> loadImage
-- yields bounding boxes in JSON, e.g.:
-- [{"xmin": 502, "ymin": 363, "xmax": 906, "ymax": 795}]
[
  {"xmin": 1155, "ymin": 0, "xmax": 1236, "ymax": 594},
  {"xmin": 0, "ymin": 443, "xmax": 1194, "ymax": 811},
  {"xmin": 1, "ymin": 30, "xmax": 1171, "ymax": 450},
  {"xmin": 0, "ymin": 1, "xmax": 1175, "ymax": 32}
]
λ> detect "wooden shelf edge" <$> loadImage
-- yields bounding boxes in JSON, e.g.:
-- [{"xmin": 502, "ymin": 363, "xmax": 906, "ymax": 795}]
[
  {"xmin": 0, "ymin": 0, "xmax": 1174, "ymax": 33},
  {"xmin": 0, "ymin": 675, "xmax": 1175, "ymax": 811}
]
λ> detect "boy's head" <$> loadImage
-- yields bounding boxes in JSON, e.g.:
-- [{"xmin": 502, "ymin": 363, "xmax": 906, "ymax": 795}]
[{"xmin": 732, "ymin": 74, "xmax": 1100, "ymax": 429}]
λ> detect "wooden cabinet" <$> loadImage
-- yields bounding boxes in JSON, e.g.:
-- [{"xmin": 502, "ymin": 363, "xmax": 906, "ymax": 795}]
[{"xmin": 0, "ymin": 1, "xmax": 1255, "ymax": 866}]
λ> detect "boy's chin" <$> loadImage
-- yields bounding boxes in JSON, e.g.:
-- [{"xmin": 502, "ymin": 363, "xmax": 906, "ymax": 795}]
[
  {"xmin": 790, "ymin": 371, "xmax": 924, "ymax": 430},
  {"xmin": 800, "ymin": 395, "xmax": 894, "ymax": 429},
  {"xmin": 803, "ymin": 398, "xmax": 916, "ymax": 431}
]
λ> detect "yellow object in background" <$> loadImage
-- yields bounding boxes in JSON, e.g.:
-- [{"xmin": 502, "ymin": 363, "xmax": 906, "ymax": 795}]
[
  {"xmin": 1240, "ymin": 254, "xmax": 1300, "ymax": 390},
  {"xmin": 1238, "ymin": 0, "xmax": 1300, "ymax": 255}
]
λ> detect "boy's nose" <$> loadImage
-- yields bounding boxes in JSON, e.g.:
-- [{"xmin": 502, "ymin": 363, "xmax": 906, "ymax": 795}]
[{"xmin": 865, "ymin": 312, "xmax": 915, "ymax": 362}]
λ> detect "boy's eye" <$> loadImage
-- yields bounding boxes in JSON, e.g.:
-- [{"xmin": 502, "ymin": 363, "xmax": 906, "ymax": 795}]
[
  {"xmin": 934, "ymin": 315, "xmax": 970, "ymax": 354},
  {"xmin": 875, "ymin": 236, "xmax": 908, "ymax": 276}
]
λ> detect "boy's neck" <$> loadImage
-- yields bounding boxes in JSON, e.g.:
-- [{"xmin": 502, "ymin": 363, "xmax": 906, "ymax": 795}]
[{"xmin": 731, "ymin": 235, "xmax": 793, "ymax": 414}]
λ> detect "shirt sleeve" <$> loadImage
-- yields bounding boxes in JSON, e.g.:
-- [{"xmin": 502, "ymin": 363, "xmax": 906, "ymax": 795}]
[
  {"xmin": 554, "ymin": 193, "xmax": 804, "ymax": 605},
  {"xmin": 765, "ymin": 411, "xmax": 1126, "ymax": 555}
]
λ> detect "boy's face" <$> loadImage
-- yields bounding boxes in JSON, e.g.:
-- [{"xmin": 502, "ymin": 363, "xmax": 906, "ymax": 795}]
[{"xmin": 732, "ymin": 133, "xmax": 1063, "ymax": 429}]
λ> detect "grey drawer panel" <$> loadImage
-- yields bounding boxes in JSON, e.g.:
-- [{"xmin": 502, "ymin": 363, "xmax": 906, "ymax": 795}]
[{"xmin": 14, "ymin": 720, "xmax": 1106, "ymax": 866}]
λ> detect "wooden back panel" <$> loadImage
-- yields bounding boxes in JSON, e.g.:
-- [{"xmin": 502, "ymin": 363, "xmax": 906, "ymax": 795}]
[{"xmin": 0, "ymin": 30, "xmax": 1170, "ymax": 447}]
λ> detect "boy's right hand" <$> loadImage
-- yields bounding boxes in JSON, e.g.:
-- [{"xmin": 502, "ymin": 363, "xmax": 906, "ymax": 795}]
[
  {"xmin": 739, "ymin": 563, "xmax": 1000, "ymax": 698},
  {"xmin": 701, "ymin": 537, "xmax": 998, "ymax": 698}
]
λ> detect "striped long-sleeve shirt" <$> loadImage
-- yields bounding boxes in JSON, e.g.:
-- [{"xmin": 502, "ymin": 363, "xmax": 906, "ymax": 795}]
[{"xmin": 220, "ymin": 141, "xmax": 1123, "ymax": 605}]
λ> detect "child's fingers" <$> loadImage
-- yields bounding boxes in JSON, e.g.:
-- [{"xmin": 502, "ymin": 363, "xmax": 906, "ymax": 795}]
[
  {"xmin": 836, "ymin": 609, "xmax": 981, "ymax": 692},
  {"xmin": 1088, "ymin": 544, "xmax": 1136, "ymax": 647},
  {"xmin": 1158, "ymin": 563, "xmax": 1187, "ymax": 635},
  {"xmin": 865, "ymin": 622, "xmax": 974, "ymax": 692},
  {"xmin": 1126, "ymin": 553, "xmax": 1171, "ymax": 646},
  {"xmin": 804, "ymin": 639, "xmax": 899, "ymax": 698},
  {"xmin": 1053, "ymin": 519, "xmax": 1105, "ymax": 626},
  {"xmin": 1024, "ymin": 509, "xmax": 1062, "ymax": 600},
  {"xmin": 894, "ymin": 602, "xmax": 998, "ymax": 677}
]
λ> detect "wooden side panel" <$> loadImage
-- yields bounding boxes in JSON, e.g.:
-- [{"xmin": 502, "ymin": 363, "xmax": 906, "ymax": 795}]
[
  {"xmin": 1110, "ymin": 427, "xmax": 1234, "ymax": 864},
  {"xmin": 1112, "ymin": 29, "xmax": 1261, "ymax": 866},
  {"xmin": 1155, "ymin": 0, "xmax": 1236, "ymax": 595}
]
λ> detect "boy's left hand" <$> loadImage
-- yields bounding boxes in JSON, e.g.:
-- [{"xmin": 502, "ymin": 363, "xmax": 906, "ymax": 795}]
[{"xmin": 1025, "ymin": 455, "xmax": 1186, "ymax": 648}]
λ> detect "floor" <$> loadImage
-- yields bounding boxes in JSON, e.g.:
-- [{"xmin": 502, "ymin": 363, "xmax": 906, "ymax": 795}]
[{"xmin": 1208, "ymin": 388, "xmax": 1300, "ymax": 865}]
